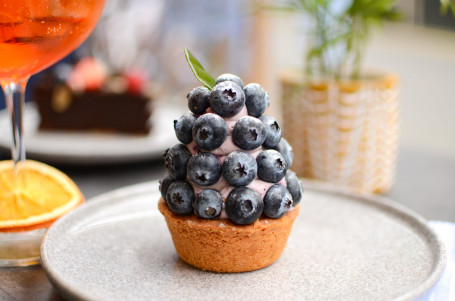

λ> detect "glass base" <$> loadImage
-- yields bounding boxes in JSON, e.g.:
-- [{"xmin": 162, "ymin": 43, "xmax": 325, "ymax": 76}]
[{"xmin": 0, "ymin": 228, "xmax": 46, "ymax": 267}]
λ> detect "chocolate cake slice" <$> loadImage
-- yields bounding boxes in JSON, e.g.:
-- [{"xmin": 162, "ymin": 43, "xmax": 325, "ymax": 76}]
[
  {"xmin": 34, "ymin": 83, "xmax": 151, "ymax": 134},
  {"xmin": 32, "ymin": 58, "xmax": 152, "ymax": 135}
]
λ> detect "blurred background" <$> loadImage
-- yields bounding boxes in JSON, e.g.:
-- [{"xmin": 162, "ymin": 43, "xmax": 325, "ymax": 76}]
[
  {"xmin": 0, "ymin": 0, "xmax": 454, "ymax": 218},
  {"xmin": 0, "ymin": 0, "xmax": 453, "ymax": 157}
]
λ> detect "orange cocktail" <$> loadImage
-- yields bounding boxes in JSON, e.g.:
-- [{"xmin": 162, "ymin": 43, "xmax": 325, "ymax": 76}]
[
  {"xmin": 0, "ymin": 0, "xmax": 105, "ymax": 267},
  {"xmin": 0, "ymin": 0, "xmax": 105, "ymax": 82}
]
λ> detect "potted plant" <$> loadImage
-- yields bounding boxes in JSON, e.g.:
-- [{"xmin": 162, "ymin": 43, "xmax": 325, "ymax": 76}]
[{"xmin": 267, "ymin": 0, "xmax": 403, "ymax": 193}]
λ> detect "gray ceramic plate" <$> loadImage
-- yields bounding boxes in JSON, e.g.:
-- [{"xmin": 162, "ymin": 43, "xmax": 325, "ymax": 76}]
[
  {"xmin": 41, "ymin": 181, "xmax": 445, "ymax": 301},
  {"xmin": 0, "ymin": 102, "xmax": 179, "ymax": 164}
]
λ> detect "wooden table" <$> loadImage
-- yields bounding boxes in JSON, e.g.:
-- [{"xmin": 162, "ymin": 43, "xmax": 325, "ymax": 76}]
[{"xmin": 1, "ymin": 146, "xmax": 455, "ymax": 301}]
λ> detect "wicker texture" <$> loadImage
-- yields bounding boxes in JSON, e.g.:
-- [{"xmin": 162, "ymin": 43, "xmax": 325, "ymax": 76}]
[{"xmin": 281, "ymin": 74, "xmax": 400, "ymax": 193}]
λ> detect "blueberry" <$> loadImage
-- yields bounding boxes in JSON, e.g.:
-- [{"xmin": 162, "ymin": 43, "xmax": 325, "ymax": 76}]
[
  {"xmin": 164, "ymin": 144, "xmax": 191, "ymax": 180},
  {"xmin": 232, "ymin": 116, "xmax": 266, "ymax": 150},
  {"xmin": 159, "ymin": 175, "xmax": 175, "ymax": 200},
  {"xmin": 259, "ymin": 115, "xmax": 282, "ymax": 148},
  {"xmin": 187, "ymin": 152, "xmax": 221, "ymax": 186},
  {"xmin": 193, "ymin": 189, "xmax": 223, "ymax": 219},
  {"xmin": 174, "ymin": 113, "xmax": 196, "ymax": 144},
  {"xmin": 225, "ymin": 187, "xmax": 263, "ymax": 225},
  {"xmin": 256, "ymin": 149, "xmax": 287, "ymax": 183},
  {"xmin": 275, "ymin": 138, "xmax": 294, "ymax": 168},
  {"xmin": 263, "ymin": 184, "xmax": 292, "ymax": 219},
  {"xmin": 187, "ymin": 86, "xmax": 211, "ymax": 115},
  {"xmin": 210, "ymin": 81, "xmax": 245, "ymax": 117},
  {"xmin": 192, "ymin": 113, "xmax": 228, "ymax": 151},
  {"xmin": 222, "ymin": 151, "xmax": 257, "ymax": 186},
  {"xmin": 215, "ymin": 73, "xmax": 244, "ymax": 89},
  {"xmin": 286, "ymin": 170, "xmax": 303, "ymax": 206},
  {"xmin": 244, "ymin": 83, "xmax": 270, "ymax": 117},
  {"xmin": 166, "ymin": 181, "xmax": 194, "ymax": 215}
]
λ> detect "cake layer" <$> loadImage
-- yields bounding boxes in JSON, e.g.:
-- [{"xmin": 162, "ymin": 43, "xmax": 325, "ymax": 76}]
[{"xmin": 34, "ymin": 84, "xmax": 152, "ymax": 134}]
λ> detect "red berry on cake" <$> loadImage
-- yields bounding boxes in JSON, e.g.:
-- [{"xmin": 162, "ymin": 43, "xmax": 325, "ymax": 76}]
[{"xmin": 66, "ymin": 57, "xmax": 107, "ymax": 92}]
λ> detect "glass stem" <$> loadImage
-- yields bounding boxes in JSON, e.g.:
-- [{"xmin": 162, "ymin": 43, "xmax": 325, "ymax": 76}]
[{"xmin": 2, "ymin": 80, "xmax": 28, "ymax": 166}]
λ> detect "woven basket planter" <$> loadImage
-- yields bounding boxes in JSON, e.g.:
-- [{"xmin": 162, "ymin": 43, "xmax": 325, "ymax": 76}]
[{"xmin": 281, "ymin": 71, "xmax": 400, "ymax": 193}]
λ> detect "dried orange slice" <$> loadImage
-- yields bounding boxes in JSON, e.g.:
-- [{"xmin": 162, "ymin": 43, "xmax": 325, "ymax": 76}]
[{"xmin": 0, "ymin": 160, "xmax": 83, "ymax": 232}]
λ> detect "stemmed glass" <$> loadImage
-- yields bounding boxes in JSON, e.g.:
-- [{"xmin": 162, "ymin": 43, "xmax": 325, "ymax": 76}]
[{"xmin": 0, "ymin": 0, "xmax": 105, "ymax": 266}]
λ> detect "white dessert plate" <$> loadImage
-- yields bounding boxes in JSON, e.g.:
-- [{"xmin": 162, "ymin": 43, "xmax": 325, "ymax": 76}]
[
  {"xmin": 0, "ymin": 101, "xmax": 181, "ymax": 164},
  {"xmin": 41, "ymin": 180, "xmax": 445, "ymax": 301}
]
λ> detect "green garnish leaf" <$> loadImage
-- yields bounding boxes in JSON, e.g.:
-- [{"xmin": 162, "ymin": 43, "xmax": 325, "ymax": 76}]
[{"xmin": 184, "ymin": 48, "xmax": 216, "ymax": 90}]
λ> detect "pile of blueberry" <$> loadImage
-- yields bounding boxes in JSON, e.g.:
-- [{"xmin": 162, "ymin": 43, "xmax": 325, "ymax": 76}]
[{"xmin": 160, "ymin": 74, "xmax": 303, "ymax": 225}]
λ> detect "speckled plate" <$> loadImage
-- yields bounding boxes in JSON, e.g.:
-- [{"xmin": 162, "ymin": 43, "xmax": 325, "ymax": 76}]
[
  {"xmin": 41, "ymin": 180, "xmax": 445, "ymax": 301},
  {"xmin": 0, "ymin": 102, "xmax": 180, "ymax": 165}
]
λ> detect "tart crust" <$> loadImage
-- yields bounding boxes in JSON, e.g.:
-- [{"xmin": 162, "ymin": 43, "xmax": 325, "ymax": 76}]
[{"xmin": 158, "ymin": 199, "xmax": 300, "ymax": 273}]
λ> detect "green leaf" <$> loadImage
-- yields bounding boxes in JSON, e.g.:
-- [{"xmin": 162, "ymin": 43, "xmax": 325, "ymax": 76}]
[
  {"xmin": 184, "ymin": 48, "xmax": 216, "ymax": 90},
  {"xmin": 440, "ymin": 0, "xmax": 455, "ymax": 17}
]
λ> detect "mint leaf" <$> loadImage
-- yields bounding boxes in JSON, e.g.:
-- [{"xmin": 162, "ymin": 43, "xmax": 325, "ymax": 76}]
[{"xmin": 184, "ymin": 48, "xmax": 216, "ymax": 90}]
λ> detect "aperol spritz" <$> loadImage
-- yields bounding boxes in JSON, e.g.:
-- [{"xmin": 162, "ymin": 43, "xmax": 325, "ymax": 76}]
[{"xmin": 0, "ymin": 0, "xmax": 105, "ymax": 267}]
